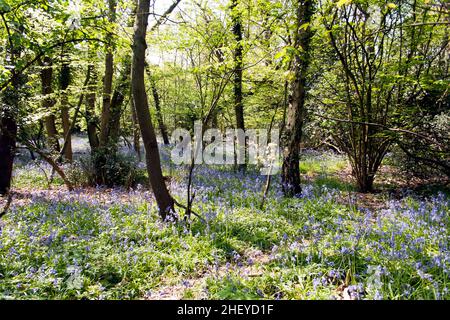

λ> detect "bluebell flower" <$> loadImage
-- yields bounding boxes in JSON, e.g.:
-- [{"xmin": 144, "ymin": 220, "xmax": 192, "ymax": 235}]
[
  {"xmin": 313, "ymin": 277, "xmax": 321, "ymax": 290},
  {"xmin": 374, "ymin": 290, "xmax": 383, "ymax": 300}
]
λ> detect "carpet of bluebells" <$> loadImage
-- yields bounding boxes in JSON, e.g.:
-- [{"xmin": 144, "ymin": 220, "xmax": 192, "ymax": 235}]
[{"xmin": 0, "ymin": 141, "xmax": 449, "ymax": 300}]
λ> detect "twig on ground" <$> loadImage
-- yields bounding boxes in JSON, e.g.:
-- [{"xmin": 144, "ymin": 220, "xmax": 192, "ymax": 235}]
[{"xmin": 173, "ymin": 198, "xmax": 206, "ymax": 224}]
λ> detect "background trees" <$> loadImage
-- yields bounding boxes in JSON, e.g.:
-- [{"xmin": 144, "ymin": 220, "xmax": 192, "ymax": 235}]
[
  {"xmin": 310, "ymin": 0, "xmax": 449, "ymax": 191},
  {"xmin": 0, "ymin": 0, "xmax": 448, "ymax": 198}
]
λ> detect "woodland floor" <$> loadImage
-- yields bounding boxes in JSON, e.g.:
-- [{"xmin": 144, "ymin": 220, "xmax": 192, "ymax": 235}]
[{"xmin": 0, "ymin": 136, "xmax": 449, "ymax": 300}]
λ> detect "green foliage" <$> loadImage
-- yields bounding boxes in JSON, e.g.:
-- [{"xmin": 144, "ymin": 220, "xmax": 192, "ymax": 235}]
[{"xmin": 89, "ymin": 148, "xmax": 147, "ymax": 188}]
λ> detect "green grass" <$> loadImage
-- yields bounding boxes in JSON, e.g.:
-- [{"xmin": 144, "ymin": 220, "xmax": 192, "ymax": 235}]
[
  {"xmin": 12, "ymin": 163, "xmax": 65, "ymax": 189},
  {"xmin": 314, "ymin": 176, "xmax": 356, "ymax": 192},
  {"xmin": 300, "ymin": 152, "xmax": 348, "ymax": 176}
]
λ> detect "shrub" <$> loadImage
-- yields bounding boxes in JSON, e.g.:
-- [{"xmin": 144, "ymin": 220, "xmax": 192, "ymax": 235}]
[
  {"xmin": 70, "ymin": 149, "xmax": 148, "ymax": 189},
  {"xmin": 65, "ymin": 161, "xmax": 91, "ymax": 188}
]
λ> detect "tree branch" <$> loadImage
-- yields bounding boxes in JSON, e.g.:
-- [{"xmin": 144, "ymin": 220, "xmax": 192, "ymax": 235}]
[
  {"xmin": 311, "ymin": 112, "xmax": 447, "ymax": 148},
  {"xmin": 148, "ymin": 0, "xmax": 182, "ymax": 33}
]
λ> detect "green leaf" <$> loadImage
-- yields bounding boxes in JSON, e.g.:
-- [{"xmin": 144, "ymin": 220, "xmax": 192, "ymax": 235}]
[
  {"xmin": 274, "ymin": 47, "xmax": 287, "ymax": 61},
  {"xmin": 336, "ymin": 0, "xmax": 352, "ymax": 8},
  {"xmin": 300, "ymin": 22, "xmax": 310, "ymax": 31},
  {"xmin": 0, "ymin": 0, "xmax": 11, "ymax": 12},
  {"xmin": 386, "ymin": 3, "xmax": 397, "ymax": 9}
]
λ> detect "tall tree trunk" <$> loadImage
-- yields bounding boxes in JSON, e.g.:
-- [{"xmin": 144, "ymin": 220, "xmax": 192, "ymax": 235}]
[
  {"xmin": 94, "ymin": 61, "xmax": 130, "ymax": 186},
  {"xmin": 109, "ymin": 62, "xmax": 131, "ymax": 147},
  {"xmin": 60, "ymin": 61, "xmax": 72, "ymax": 162},
  {"xmin": 93, "ymin": 0, "xmax": 118, "ymax": 186},
  {"xmin": 108, "ymin": 92, "xmax": 123, "ymax": 148},
  {"xmin": 99, "ymin": 0, "xmax": 117, "ymax": 147},
  {"xmin": 131, "ymin": 99, "xmax": 141, "ymax": 161},
  {"xmin": 231, "ymin": 0, "xmax": 246, "ymax": 172},
  {"xmin": 0, "ymin": 27, "xmax": 22, "ymax": 195},
  {"xmin": 132, "ymin": 0, "xmax": 175, "ymax": 220},
  {"xmin": 40, "ymin": 57, "xmax": 60, "ymax": 153},
  {"xmin": 99, "ymin": 52, "xmax": 114, "ymax": 146},
  {"xmin": 149, "ymin": 74, "xmax": 170, "ymax": 145},
  {"xmin": 85, "ymin": 63, "xmax": 100, "ymax": 151},
  {"xmin": 0, "ymin": 91, "xmax": 17, "ymax": 195},
  {"xmin": 281, "ymin": 0, "xmax": 314, "ymax": 197},
  {"xmin": 210, "ymin": 107, "xmax": 219, "ymax": 128},
  {"xmin": 44, "ymin": 116, "xmax": 59, "ymax": 153}
]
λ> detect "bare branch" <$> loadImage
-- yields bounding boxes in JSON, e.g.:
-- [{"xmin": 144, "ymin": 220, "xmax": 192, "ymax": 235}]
[
  {"xmin": 311, "ymin": 112, "xmax": 447, "ymax": 148},
  {"xmin": 148, "ymin": 0, "xmax": 182, "ymax": 33}
]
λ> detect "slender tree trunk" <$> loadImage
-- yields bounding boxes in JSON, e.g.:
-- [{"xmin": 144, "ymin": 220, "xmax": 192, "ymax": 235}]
[
  {"xmin": 210, "ymin": 107, "xmax": 219, "ymax": 128},
  {"xmin": 149, "ymin": 74, "xmax": 170, "ymax": 145},
  {"xmin": 85, "ymin": 64, "xmax": 100, "ymax": 151},
  {"xmin": 131, "ymin": 99, "xmax": 141, "ymax": 161},
  {"xmin": 40, "ymin": 57, "xmax": 60, "ymax": 153},
  {"xmin": 108, "ymin": 90, "xmax": 124, "ymax": 147},
  {"xmin": 99, "ymin": 0, "xmax": 117, "ymax": 147},
  {"xmin": 109, "ymin": 62, "xmax": 131, "ymax": 147},
  {"xmin": 94, "ymin": 61, "xmax": 130, "ymax": 186},
  {"xmin": 281, "ymin": 0, "xmax": 314, "ymax": 197},
  {"xmin": 210, "ymin": 47, "xmax": 224, "ymax": 130},
  {"xmin": 60, "ymin": 62, "xmax": 72, "ymax": 162},
  {"xmin": 44, "ymin": 117, "xmax": 59, "ymax": 152},
  {"xmin": 132, "ymin": 0, "xmax": 175, "ymax": 220},
  {"xmin": 93, "ymin": 0, "xmax": 118, "ymax": 185},
  {"xmin": 99, "ymin": 52, "xmax": 114, "ymax": 146},
  {"xmin": 0, "ymin": 20, "xmax": 24, "ymax": 195},
  {"xmin": 0, "ymin": 99, "xmax": 17, "ymax": 195},
  {"xmin": 231, "ymin": 0, "xmax": 246, "ymax": 172}
]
